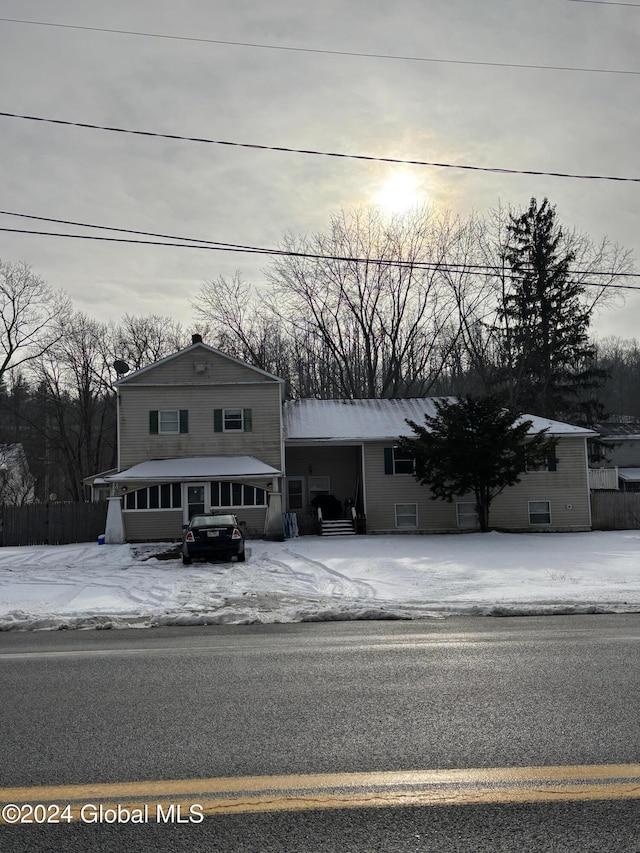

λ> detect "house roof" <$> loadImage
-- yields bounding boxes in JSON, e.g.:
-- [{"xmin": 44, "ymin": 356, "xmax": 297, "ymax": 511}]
[
  {"xmin": 618, "ymin": 467, "xmax": 640, "ymax": 482},
  {"xmin": 283, "ymin": 398, "xmax": 598, "ymax": 442},
  {"xmin": 105, "ymin": 456, "xmax": 282, "ymax": 482},
  {"xmin": 115, "ymin": 341, "xmax": 284, "ymax": 386},
  {"xmin": 593, "ymin": 422, "xmax": 640, "ymax": 440}
]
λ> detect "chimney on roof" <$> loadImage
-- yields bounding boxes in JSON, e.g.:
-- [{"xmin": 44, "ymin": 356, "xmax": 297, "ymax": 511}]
[{"xmin": 192, "ymin": 333, "xmax": 203, "ymax": 345}]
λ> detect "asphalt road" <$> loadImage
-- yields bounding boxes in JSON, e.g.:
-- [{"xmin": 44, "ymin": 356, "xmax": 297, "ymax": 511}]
[{"xmin": 1, "ymin": 615, "xmax": 639, "ymax": 851}]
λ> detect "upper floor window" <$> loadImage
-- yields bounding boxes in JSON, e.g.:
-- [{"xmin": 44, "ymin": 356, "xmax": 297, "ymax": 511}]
[
  {"xmin": 149, "ymin": 410, "xmax": 189, "ymax": 435},
  {"xmin": 214, "ymin": 408, "xmax": 253, "ymax": 433},
  {"xmin": 384, "ymin": 447, "xmax": 415, "ymax": 475}
]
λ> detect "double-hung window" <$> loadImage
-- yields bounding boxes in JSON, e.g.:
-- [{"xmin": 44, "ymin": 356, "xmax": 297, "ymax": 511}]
[
  {"xmin": 149, "ymin": 410, "xmax": 189, "ymax": 434},
  {"xmin": 528, "ymin": 500, "xmax": 551, "ymax": 525},
  {"xmin": 384, "ymin": 447, "xmax": 415, "ymax": 475},
  {"xmin": 214, "ymin": 408, "xmax": 253, "ymax": 433}
]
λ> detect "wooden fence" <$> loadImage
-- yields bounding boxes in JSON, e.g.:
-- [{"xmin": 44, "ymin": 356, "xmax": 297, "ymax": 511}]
[
  {"xmin": 0, "ymin": 502, "xmax": 108, "ymax": 547},
  {"xmin": 590, "ymin": 491, "xmax": 640, "ymax": 531}
]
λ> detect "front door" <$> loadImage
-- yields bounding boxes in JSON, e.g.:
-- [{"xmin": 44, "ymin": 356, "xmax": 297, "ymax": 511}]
[
  {"xmin": 286, "ymin": 477, "xmax": 305, "ymax": 511},
  {"xmin": 185, "ymin": 483, "xmax": 206, "ymax": 522}
]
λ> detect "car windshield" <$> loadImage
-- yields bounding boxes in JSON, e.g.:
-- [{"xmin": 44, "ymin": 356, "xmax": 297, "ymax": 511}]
[{"xmin": 190, "ymin": 514, "xmax": 236, "ymax": 528}]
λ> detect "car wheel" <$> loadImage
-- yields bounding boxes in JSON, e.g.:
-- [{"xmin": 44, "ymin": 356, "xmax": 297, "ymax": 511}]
[
  {"xmin": 236, "ymin": 549, "xmax": 246, "ymax": 563},
  {"xmin": 182, "ymin": 555, "xmax": 192, "ymax": 565}
]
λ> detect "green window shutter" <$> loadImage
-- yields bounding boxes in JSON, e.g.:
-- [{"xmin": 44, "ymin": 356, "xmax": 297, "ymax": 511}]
[
  {"xmin": 149, "ymin": 410, "xmax": 158, "ymax": 434},
  {"xmin": 243, "ymin": 408, "xmax": 252, "ymax": 432},
  {"xmin": 179, "ymin": 410, "xmax": 189, "ymax": 434},
  {"xmin": 384, "ymin": 447, "xmax": 394, "ymax": 475},
  {"xmin": 547, "ymin": 451, "xmax": 557, "ymax": 471},
  {"xmin": 214, "ymin": 409, "xmax": 223, "ymax": 432}
]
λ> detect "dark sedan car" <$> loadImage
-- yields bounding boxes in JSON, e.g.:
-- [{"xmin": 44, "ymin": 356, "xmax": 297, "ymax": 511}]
[{"xmin": 182, "ymin": 513, "xmax": 246, "ymax": 565}]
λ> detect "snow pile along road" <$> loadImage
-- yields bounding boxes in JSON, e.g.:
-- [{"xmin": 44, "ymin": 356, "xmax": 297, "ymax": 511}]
[{"xmin": 0, "ymin": 531, "xmax": 639, "ymax": 630}]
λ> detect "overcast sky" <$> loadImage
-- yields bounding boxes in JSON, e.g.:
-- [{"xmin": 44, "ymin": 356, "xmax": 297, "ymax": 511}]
[{"xmin": 1, "ymin": 0, "xmax": 638, "ymax": 340}]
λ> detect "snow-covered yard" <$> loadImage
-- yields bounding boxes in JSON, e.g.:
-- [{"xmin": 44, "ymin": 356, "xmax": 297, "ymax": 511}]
[{"xmin": 0, "ymin": 531, "xmax": 639, "ymax": 631}]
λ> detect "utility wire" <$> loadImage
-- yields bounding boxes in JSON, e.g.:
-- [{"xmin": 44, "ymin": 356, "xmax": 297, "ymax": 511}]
[
  {"xmin": 2, "ymin": 225, "xmax": 638, "ymax": 292},
  {"xmin": 564, "ymin": 1, "xmax": 640, "ymax": 7},
  {"xmin": 0, "ymin": 17, "xmax": 638, "ymax": 76},
  {"xmin": 2, "ymin": 210, "xmax": 638, "ymax": 279},
  {"xmin": 1, "ymin": 111, "xmax": 639, "ymax": 184}
]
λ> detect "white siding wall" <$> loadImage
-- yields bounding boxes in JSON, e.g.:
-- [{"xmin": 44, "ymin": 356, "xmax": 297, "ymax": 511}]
[
  {"xmin": 363, "ymin": 436, "xmax": 591, "ymax": 532},
  {"xmin": 119, "ymin": 383, "xmax": 282, "ymax": 469}
]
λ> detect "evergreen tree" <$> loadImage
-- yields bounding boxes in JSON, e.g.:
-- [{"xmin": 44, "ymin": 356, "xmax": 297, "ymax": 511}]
[
  {"xmin": 399, "ymin": 395, "xmax": 556, "ymax": 532},
  {"xmin": 497, "ymin": 197, "xmax": 607, "ymax": 421}
]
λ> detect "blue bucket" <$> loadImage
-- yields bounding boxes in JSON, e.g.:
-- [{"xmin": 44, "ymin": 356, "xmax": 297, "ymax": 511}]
[{"xmin": 98, "ymin": 534, "xmax": 106, "ymax": 545}]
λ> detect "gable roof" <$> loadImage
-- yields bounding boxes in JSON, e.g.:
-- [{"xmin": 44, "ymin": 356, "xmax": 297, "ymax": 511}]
[
  {"xmin": 284, "ymin": 398, "xmax": 598, "ymax": 442},
  {"xmin": 115, "ymin": 342, "xmax": 284, "ymax": 386}
]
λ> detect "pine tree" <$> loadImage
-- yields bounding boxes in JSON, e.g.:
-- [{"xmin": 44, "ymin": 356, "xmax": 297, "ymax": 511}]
[
  {"xmin": 497, "ymin": 197, "xmax": 607, "ymax": 421},
  {"xmin": 399, "ymin": 395, "xmax": 556, "ymax": 532}
]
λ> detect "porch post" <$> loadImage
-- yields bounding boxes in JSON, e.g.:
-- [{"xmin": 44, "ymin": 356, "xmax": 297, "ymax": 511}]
[
  {"xmin": 104, "ymin": 495, "xmax": 125, "ymax": 544},
  {"xmin": 264, "ymin": 479, "xmax": 285, "ymax": 541}
]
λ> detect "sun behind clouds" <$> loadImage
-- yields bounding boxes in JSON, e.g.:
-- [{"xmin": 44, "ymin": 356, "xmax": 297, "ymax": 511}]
[{"xmin": 374, "ymin": 171, "xmax": 424, "ymax": 214}]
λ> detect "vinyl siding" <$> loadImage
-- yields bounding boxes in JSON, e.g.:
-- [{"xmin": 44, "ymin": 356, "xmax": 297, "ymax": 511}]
[
  {"xmin": 121, "ymin": 348, "xmax": 276, "ymax": 386},
  {"xmin": 119, "ymin": 383, "xmax": 282, "ymax": 469},
  {"xmin": 363, "ymin": 436, "xmax": 591, "ymax": 532},
  {"xmin": 123, "ymin": 507, "xmax": 267, "ymax": 541}
]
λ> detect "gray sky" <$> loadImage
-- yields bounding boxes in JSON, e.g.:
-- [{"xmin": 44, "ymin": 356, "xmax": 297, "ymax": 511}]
[{"xmin": 1, "ymin": 0, "xmax": 639, "ymax": 339}]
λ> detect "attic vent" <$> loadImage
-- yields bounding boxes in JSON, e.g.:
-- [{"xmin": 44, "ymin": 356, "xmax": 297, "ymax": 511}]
[
  {"xmin": 194, "ymin": 361, "xmax": 206, "ymax": 374},
  {"xmin": 192, "ymin": 333, "xmax": 203, "ymax": 344}
]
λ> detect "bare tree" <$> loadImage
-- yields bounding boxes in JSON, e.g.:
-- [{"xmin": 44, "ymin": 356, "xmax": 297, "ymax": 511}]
[
  {"xmin": 32, "ymin": 312, "xmax": 116, "ymax": 500},
  {"xmin": 0, "ymin": 259, "xmax": 69, "ymax": 389},
  {"xmin": 196, "ymin": 207, "xmax": 483, "ymax": 399},
  {"xmin": 110, "ymin": 314, "xmax": 187, "ymax": 373}
]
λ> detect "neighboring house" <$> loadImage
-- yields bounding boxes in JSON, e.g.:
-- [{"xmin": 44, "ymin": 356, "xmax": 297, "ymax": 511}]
[
  {"xmin": 96, "ymin": 338, "xmax": 597, "ymax": 542},
  {"xmin": 0, "ymin": 443, "xmax": 36, "ymax": 505},
  {"xmin": 588, "ymin": 422, "xmax": 640, "ymax": 493}
]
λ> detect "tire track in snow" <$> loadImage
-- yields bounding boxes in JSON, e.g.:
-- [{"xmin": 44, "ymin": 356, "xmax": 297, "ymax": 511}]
[{"xmin": 283, "ymin": 548, "xmax": 376, "ymax": 601}]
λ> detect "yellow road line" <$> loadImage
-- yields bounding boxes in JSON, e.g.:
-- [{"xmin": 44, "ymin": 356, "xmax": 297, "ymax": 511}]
[{"xmin": 2, "ymin": 764, "xmax": 640, "ymax": 822}]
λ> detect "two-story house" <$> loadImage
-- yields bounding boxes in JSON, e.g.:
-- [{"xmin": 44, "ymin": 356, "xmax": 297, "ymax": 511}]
[{"xmin": 97, "ymin": 338, "xmax": 597, "ymax": 542}]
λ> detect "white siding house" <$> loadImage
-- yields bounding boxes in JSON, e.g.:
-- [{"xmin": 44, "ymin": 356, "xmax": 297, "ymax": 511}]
[{"xmin": 95, "ymin": 342, "xmax": 597, "ymax": 541}]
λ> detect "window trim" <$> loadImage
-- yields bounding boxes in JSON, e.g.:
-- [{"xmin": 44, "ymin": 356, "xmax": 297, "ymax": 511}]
[
  {"xmin": 384, "ymin": 447, "xmax": 415, "ymax": 475},
  {"xmin": 223, "ymin": 408, "xmax": 244, "ymax": 432},
  {"xmin": 456, "ymin": 501, "xmax": 479, "ymax": 528},
  {"xmin": 528, "ymin": 499, "xmax": 552, "ymax": 525},
  {"xmin": 395, "ymin": 502, "xmax": 418, "ymax": 529}
]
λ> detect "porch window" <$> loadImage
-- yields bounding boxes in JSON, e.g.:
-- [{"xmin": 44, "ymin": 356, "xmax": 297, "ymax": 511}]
[
  {"xmin": 395, "ymin": 503, "xmax": 418, "ymax": 528},
  {"xmin": 209, "ymin": 481, "xmax": 267, "ymax": 507},
  {"xmin": 123, "ymin": 484, "xmax": 182, "ymax": 510},
  {"xmin": 528, "ymin": 500, "xmax": 551, "ymax": 525}
]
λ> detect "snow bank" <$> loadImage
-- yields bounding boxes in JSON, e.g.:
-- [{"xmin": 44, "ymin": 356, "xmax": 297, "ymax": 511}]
[{"xmin": 0, "ymin": 531, "xmax": 639, "ymax": 630}]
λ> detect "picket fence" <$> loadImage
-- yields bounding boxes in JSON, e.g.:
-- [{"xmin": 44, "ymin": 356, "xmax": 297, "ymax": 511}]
[{"xmin": 0, "ymin": 502, "xmax": 108, "ymax": 547}]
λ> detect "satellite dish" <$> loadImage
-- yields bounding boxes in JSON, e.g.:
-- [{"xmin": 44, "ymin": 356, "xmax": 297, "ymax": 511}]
[{"xmin": 113, "ymin": 359, "xmax": 130, "ymax": 375}]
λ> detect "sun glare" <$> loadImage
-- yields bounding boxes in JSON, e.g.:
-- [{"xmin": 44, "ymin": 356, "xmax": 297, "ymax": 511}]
[{"xmin": 374, "ymin": 173, "xmax": 423, "ymax": 214}]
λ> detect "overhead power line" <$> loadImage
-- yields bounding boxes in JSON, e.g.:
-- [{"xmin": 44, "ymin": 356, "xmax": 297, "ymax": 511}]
[
  {"xmin": 1, "ymin": 111, "xmax": 639, "ymax": 184},
  {"xmin": 2, "ymin": 209, "xmax": 638, "ymax": 279},
  {"xmin": 1, "ymin": 17, "xmax": 638, "ymax": 76},
  {"xmin": 1, "ymin": 221, "xmax": 637, "ymax": 292},
  {"xmin": 564, "ymin": 1, "xmax": 640, "ymax": 7}
]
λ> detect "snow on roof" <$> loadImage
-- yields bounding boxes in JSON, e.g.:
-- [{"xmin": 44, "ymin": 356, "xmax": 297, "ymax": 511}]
[
  {"xmin": 618, "ymin": 467, "xmax": 640, "ymax": 482},
  {"xmin": 106, "ymin": 456, "xmax": 281, "ymax": 481},
  {"xmin": 283, "ymin": 399, "xmax": 598, "ymax": 441}
]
